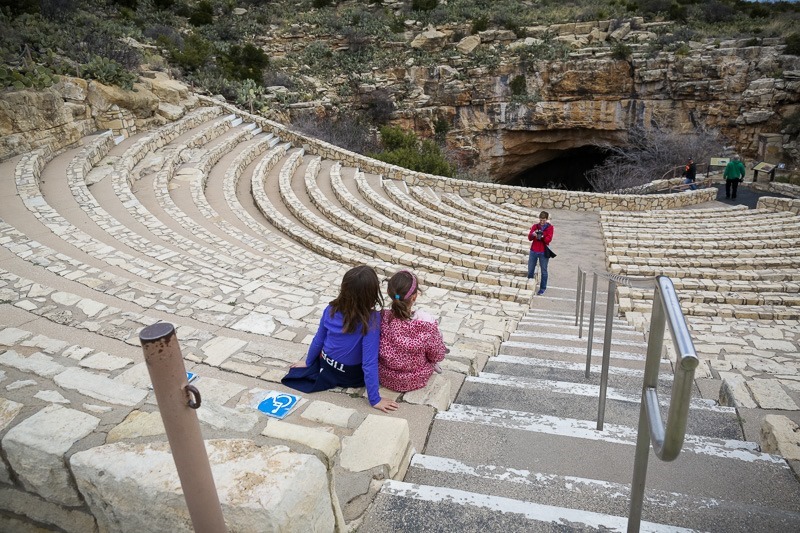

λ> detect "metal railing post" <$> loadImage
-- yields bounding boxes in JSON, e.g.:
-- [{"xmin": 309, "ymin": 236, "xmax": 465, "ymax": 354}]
[
  {"xmin": 140, "ymin": 322, "xmax": 228, "ymax": 533},
  {"xmin": 628, "ymin": 287, "xmax": 665, "ymax": 533},
  {"xmin": 578, "ymin": 271, "xmax": 587, "ymax": 338},
  {"xmin": 597, "ymin": 278, "xmax": 616, "ymax": 430},
  {"xmin": 584, "ymin": 273, "xmax": 599, "ymax": 378},
  {"xmin": 627, "ymin": 276, "xmax": 699, "ymax": 532},
  {"xmin": 575, "ymin": 268, "xmax": 584, "ymax": 326}
]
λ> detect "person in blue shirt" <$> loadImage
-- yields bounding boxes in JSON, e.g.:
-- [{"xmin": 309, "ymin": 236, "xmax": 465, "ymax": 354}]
[{"xmin": 282, "ymin": 265, "xmax": 399, "ymax": 413}]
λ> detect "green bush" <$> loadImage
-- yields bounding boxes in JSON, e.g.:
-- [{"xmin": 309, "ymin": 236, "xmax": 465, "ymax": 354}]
[
  {"xmin": 786, "ymin": 33, "xmax": 800, "ymax": 56},
  {"xmin": 81, "ymin": 56, "xmax": 137, "ymax": 89},
  {"xmin": 509, "ymin": 75, "xmax": 526, "ymax": 96},
  {"xmin": 373, "ymin": 126, "xmax": 455, "ymax": 177},
  {"xmin": 611, "ymin": 41, "xmax": 632, "ymax": 60},
  {"xmin": 189, "ymin": 0, "xmax": 213, "ymax": 26},
  {"xmin": 411, "ymin": 0, "xmax": 438, "ymax": 12},
  {"xmin": 170, "ymin": 33, "xmax": 213, "ymax": 71},
  {"xmin": 222, "ymin": 42, "xmax": 269, "ymax": 82},
  {"xmin": 471, "ymin": 15, "xmax": 488, "ymax": 34}
]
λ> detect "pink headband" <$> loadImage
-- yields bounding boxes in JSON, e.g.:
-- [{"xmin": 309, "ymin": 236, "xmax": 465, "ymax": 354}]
[{"xmin": 395, "ymin": 270, "xmax": 417, "ymax": 300}]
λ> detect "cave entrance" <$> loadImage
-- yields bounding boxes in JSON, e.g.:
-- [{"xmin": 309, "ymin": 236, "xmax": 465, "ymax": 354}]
[{"xmin": 511, "ymin": 146, "xmax": 612, "ymax": 191}]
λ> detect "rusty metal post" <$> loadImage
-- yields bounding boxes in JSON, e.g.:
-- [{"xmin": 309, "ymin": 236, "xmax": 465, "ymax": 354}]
[{"xmin": 140, "ymin": 322, "xmax": 227, "ymax": 533}]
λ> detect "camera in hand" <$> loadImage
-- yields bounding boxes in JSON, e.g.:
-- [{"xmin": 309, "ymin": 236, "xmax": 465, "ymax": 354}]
[{"xmin": 535, "ymin": 230, "xmax": 544, "ymax": 238}]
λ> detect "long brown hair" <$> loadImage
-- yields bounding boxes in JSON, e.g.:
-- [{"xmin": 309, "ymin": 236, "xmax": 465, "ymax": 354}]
[
  {"xmin": 330, "ymin": 265, "xmax": 383, "ymax": 334},
  {"xmin": 386, "ymin": 270, "xmax": 420, "ymax": 321}
]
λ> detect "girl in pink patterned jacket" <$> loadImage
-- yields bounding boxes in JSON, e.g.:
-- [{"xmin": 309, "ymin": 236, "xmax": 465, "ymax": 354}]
[{"xmin": 378, "ymin": 270, "xmax": 448, "ymax": 392}]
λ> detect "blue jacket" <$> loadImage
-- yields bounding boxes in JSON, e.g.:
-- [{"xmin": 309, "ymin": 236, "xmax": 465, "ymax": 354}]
[{"xmin": 306, "ymin": 305, "xmax": 381, "ymax": 405}]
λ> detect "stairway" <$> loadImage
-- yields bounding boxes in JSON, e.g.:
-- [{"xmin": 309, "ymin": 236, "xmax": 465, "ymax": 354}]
[{"xmin": 360, "ymin": 285, "xmax": 800, "ymax": 532}]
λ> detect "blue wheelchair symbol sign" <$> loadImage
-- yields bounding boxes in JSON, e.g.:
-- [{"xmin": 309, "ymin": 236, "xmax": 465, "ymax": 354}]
[{"xmin": 258, "ymin": 392, "xmax": 301, "ymax": 419}]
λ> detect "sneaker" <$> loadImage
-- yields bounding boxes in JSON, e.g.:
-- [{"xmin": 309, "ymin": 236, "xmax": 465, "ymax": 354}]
[
  {"xmin": 433, "ymin": 363, "xmax": 443, "ymax": 374},
  {"xmin": 537, "ymin": 289, "xmax": 545, "ymax": 295}
]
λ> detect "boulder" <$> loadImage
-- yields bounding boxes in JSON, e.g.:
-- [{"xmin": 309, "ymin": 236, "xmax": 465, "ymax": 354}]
[
  {"xmin": 456, "ymin": 35, "xmax": 481, "ymax": 54},
  {"xmin": 70, "ymin": 439, "xmax": 334, "ymax": 533},
  {"xmin": 410, "ymin": 26, "xmax": 448, "ymax": 52},
  {"xmin": 87, "ymin": 80, "xmax": 159, "ymax": 118}
]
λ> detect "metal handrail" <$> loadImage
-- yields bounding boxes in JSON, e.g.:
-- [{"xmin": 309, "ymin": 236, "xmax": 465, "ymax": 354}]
[{"xmin": 574, "ymin": 269, "xmax": 699, "ymax": 533}]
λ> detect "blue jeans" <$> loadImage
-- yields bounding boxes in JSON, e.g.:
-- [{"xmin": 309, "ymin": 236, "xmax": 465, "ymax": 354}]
[
  {"xmin": 684, "ymin": 178, "xmax": 696, "ymax": 190},
  {"xmin": 527, "ymin": 251, "xmax": 549, "ymax": 290}
]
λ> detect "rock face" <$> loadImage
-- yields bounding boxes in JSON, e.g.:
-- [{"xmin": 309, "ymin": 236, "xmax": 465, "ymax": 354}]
[
  {"xmin": 70, "ymin": 439, "xmax": 334, "ymax": 533},
  {"xmin": 0, "ymin": 75, "xmax": 199, "ymax": 161},
  {"xmin": 259, "ymin": 18, "xmax": 800, "ymax": 182}
]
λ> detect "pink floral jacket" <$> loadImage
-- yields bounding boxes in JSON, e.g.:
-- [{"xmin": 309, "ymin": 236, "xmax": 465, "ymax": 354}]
[{"xmin": 378, "ymin": 309, "xmax": 447, "ymax": 392}]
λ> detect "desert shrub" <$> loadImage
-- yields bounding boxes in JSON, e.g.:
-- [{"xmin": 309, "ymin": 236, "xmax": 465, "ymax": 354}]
[
  {"xmin": 221, "ymin": 42, "xmax": 269, "ymax": 82},
  {"xmin": 262, "ymin": 69, "xmax": 295, "ymax": 89},
  {"xmin": 292, "ymin": 112, "xmax": 379, "ymax": 154},
  {"xmin": 585, "ymin": 125, "xmax": 723, "ymax": 192},
  {"xmin": 509, "ymin": 75, "xmax": 526, "ymax": 96},
  {"xmin": 145, "ymin": 24, "xmax": 184, "ymax": 48},
  {"xmin": 611, "ymin": 41, "xmax": 632, "ymax": 60},
  {"xmin": 433, "ymin": 116, "xmax": 450, "ymax": 140},
  {"xmin": 81, "ymin": 55, "xmax": 137, "ymax": 89},
  {"xmin": 189, "ymin": 0, "xmax": 213, "ymax": 25},
  {"xmin": 40, "ymin": 0, "xmax": 78, "ymax": 20},
  {"xmin": 782, "ymin": 109, "xmax": 800, "ymax": 136},
  {"xmin": 471, "ymin": 15, "xmax": 488, "ymax": 34},
  {"xmin": 362, "ymin": 88, "xmax": 395, "ymax": 125},
  {"xmin": 372, "ymin": 126, "xmax": 455, "ymax": 177},
  {"xmin": 786, "ymin": 33, "xmax": 800, "ymax": 56},
  {"xmin": 169, "ymin": 32, "xmax": 213, "ymax": 71},
  {"xmin": 411, "ymin": 0, "xmax": 438, "ymax": 12},
  {"xmin": 699, "ymin": 0, "xmax": 735, "ymax": 23}
]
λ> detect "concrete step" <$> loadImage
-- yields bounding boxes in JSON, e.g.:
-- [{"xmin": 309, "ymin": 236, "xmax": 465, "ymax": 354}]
[
  {"xmin": 361, "ymin": 480, "xmax": 699, "ymax": 532},
  {"xmin": 457, "ymin": 374, "xmax": 742, "ymax": 440},
  {"xmin": 429, "ymin": 404, "xmax": 798, "ymax": 508},
  {"xmin": 394, "ymin": 455, "xmax": 800, "ymax": 532},
  {"xmin": 485, "ymin": 354, "xmax": 674, "ymax": 391}
]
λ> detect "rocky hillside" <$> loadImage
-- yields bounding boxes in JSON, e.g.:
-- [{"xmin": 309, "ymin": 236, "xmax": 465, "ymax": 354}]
[{"xmin": 2, "ymin": 0, "xmax": 800, "ymax": 183}]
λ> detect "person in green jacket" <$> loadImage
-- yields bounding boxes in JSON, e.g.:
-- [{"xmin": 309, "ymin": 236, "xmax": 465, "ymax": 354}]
[{"xmin": 723, "ymin": 155, "xmax": 746, "ymax": 199}]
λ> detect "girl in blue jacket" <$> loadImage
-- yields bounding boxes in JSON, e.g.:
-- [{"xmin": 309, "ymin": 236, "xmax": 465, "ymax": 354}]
[{"xmin": 282, "ymin": 265, "xmax": 399, "ymax": 413}]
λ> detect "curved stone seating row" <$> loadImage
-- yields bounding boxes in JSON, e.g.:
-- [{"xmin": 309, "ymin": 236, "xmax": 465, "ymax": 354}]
[
  {"xmin": 0, "ymin": 319, "xmax": 411, "ymax": 532},
  {"xmin": 353, "ymin": 173, "xmax": 522, "ymax": 255},
  {"xmin": 250, "ymin": 149, "xmax": 533, "ymax": 302},
  {"xmin": 305, "ymin": 162, "xmax": 525, "ymax": 276},
  {"xmin": 620, "ymin": 285, "xmax": 800, "ymax": 307},
  {"xmin": 609, "ymin": 254, "xmax": 800, "ymax": 270},
  {"xmin": 610, "ymin": 263, "xmax": 800, "ymax": 282},
  {"xmin": 381, "ymin": 179, "xmax": 525, "ymax": 246},
  {"xmin": 604, "ymin": 233, "xmax": 799, "ymax": 250},
  {"xmin": 603, "ymin": 211, "xmax": 800, "ymax": 232},
  {"xmin": 292, "ymin": 157, "xmax": 532, "ymax": 286},
  {"xmin": 439, "ymin": 192, "xmax": 532, "ymax": 233},
  {"xmin": 111, "ymin": 106, "xmax": 224, "ymax": 183},
  {"xmin": 408, "ymin": 185, "xmax": 522, "ymax": 236},
  {"xmin": 332, "ymin": 168, "xmax": 522, "ymax": 264},
  {"xmin": 607, "ymin": 246, "xmax": 800, "ymax": 260},
  {"xmin": 0, "ymin": 220, "xmax": 282, "ymax": 334},
  {"xmin": 17, "ymin": 145, "xmax": 251, "ymax": 305},
  {"xmin": 471, "ymin": 197, "xmax": 540, "ymax": 226},
  {"xmin": 601, "ymin": 204, "xmax": 750, "ymax": 219},
  {"xmin": 602, "ymin": 206, "xmax": 800, "ymax": 320},
  {"xmin": 52, "ymin": 128, "xmax": 260, "ymax": 303}
]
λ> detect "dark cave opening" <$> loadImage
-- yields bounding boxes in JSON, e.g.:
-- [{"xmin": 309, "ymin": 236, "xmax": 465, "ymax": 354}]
[{"xmin": 512, "ymin": 146, "xmax": 612, "ymax": 191}]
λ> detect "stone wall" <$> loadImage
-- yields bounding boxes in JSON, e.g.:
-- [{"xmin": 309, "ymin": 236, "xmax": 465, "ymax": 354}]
[
  {"xmin": 758, "ymin": 196, "xmax": 800, "ymax": 214},
  {"xmin": 204, "ymin": 96, "xmax": 718, "ymax": 212},
  {"xmin": 0, "ymin": 73, "xmax": 199, "ymax": 161}
]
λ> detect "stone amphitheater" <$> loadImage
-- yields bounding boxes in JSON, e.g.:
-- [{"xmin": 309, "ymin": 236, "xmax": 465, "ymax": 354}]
[{"xmin": 0, "ymin": 77, "xmax": 799, "ymax": 532}]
